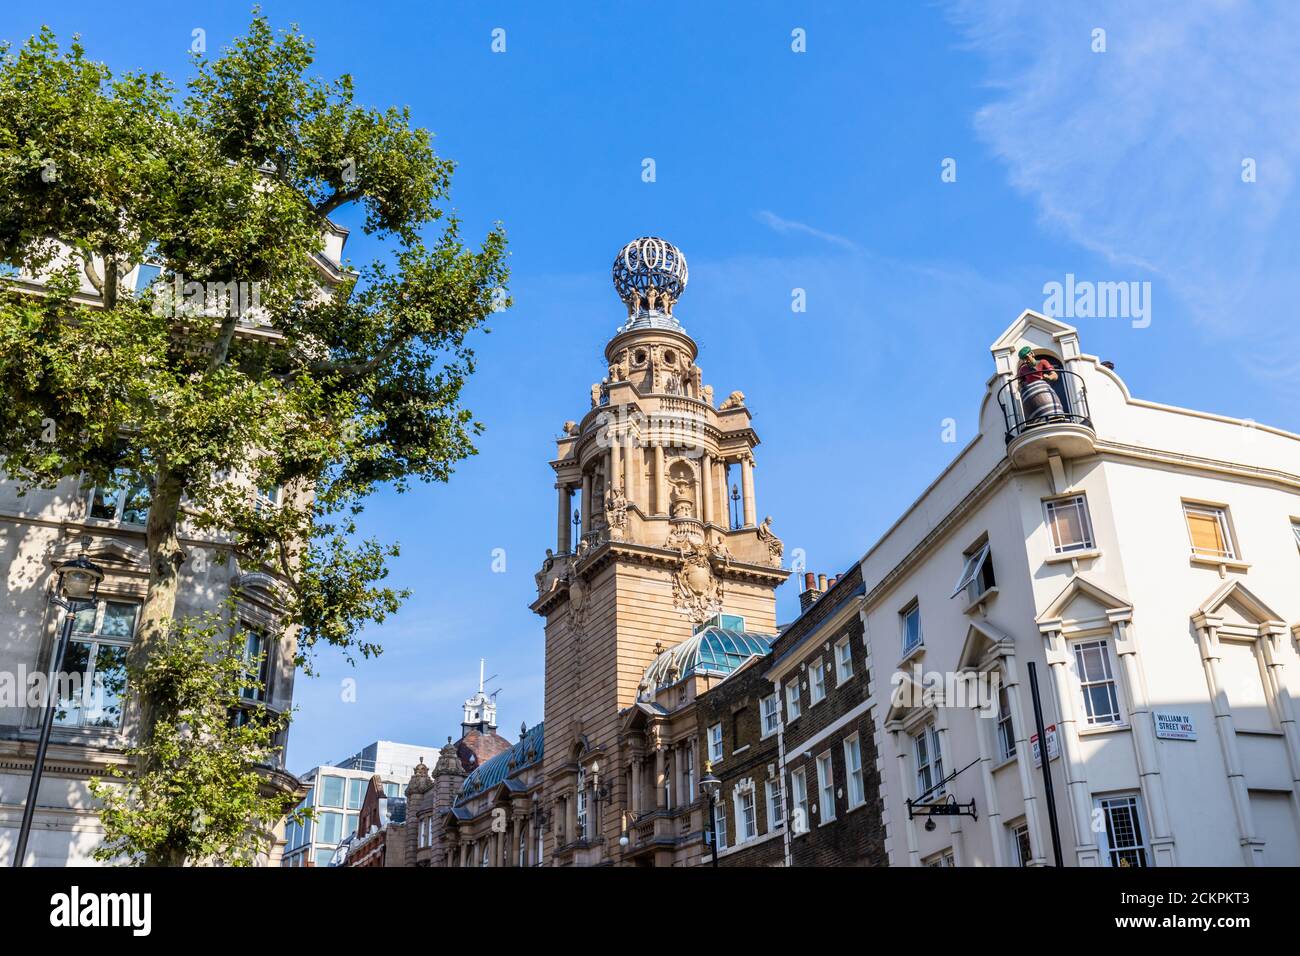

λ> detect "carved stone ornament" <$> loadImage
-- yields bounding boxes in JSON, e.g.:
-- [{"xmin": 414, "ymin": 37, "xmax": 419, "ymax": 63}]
[
  {"xmin": 604, "ymin": 486, "xmax": 628, "ymax": 541},
  {"xmin": 569, "ymin": 573, "xmax": 589, "ymax": 637},
  {"xmin": 673, "ymin": 541, "xmax": 724, "ymax": 625},
  {"xmin": 719, "ymin": 390, "xmax": 746, "ymax": 410}
]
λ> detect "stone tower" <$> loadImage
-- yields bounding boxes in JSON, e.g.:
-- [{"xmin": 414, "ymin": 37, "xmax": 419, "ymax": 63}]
[{"xmin": 532, "ymin": 236, "xmax": 789, "ymax": 865}]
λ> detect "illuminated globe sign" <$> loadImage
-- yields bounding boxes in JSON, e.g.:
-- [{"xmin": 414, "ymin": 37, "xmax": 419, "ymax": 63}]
[{"xmin": 612, "ymin": 236, "xmax": 689, "ymax": 317}]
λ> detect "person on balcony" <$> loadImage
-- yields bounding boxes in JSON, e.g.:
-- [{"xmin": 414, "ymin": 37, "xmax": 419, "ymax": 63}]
[{"xmin": 1016, "ymin": 346, "xmax": 1063, "ymax": 424}]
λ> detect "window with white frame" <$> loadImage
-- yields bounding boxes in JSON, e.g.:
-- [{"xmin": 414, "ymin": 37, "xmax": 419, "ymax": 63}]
[
  {"xmin": 809, "ymin": 660, "xmax": 827, "ymax": 704},
  {"xmin": 239, "ymin": 624, "xmax": 272, "ymax": 702},
  {"xmin": 708, "ymin": 723, "xmax": 723, "ymax": 762},
  {"xmin": 760, "ymin": 693, "xmax": 780, "ymax": 736},
  {"xmin": 844, "ymin": 734, "xmax": 865, "ymax": 809},
  {"xmin": 913, "ymin": 723, "xmax": 944, "ymax": 800},
  {"xmin": 951, "ymin": 541, "xmax": 996, "ymax": 602},
  {"xmin": 736, "ymin": 787, "xmax": 757, "ymax": 842},
  {"xmin": 575, "ymin": 767, "xmax": 588, "ymax": 840},
  {"xmin": 835, "ymin": 637, "xmax": 853, "ymax": 682},
  {"xmin": 924, "ymin": 849, "xmax": 955, "ymax": 867},
  {"xmin": 996, "ymin": 683, "xmax": 1017, "ymax": 760},
  {"xmin": 534, "ymin": 820, "xmax": 544, "ymax": 865},
  {"xmin": 683, "ymin": 745, "xmax": 695, "ymax": 802},
  {"xmin": 766, "ymin": 778, "xmax": 785, "ymax": 831},
  {"xmin": 1011, "ymin": 822, "xmax": 1032, "ymax": 866},
  {"xmin": 816, "ymin": 752, "xmax": 836, "ymax": 823},
  {"xmin": 1045, "ymin": 495, "xmax": 1094, "ymax": 553},
  {"xmin": 1073, "ymin": 639, "xmax": 1123, "ymax": 726},
  {"xmin": 1183, "ymin": 502, "xmax": 1237, "ymax": 560},
  {"xmin": 1095, "ymin": 794, "xmax": 1150, "ymax": 867},
  {"xmin": 87, "ymin": 468, "xmax": 151, "ymax": 526},
  {"xmin": 711, "ymin": 796, "xmax": 728, "ymax": 850},
  {"xmin": 54, "ymin": 600, "xmax": 135, "ymax": 730},
  {"xmin": 256, "ymin": 483, "xmax": 284, "ymax": 515},
  {"xmin": 790, "ymin": 768, "xmax": 809, "ymax": 835},
  {"xmin": 786, "ymin": 681, "xmax": 802, "ymax": 721},
  {"xmin": 901, "ymin": 601, "xmax": 923, "ymax": 655},
  {"xmin": 518, "ymin": 827, "xmax": 527, "ymax": 867},
  {"xmin": 1292, "ymin": 520, "xmax": 1300, "ymax": 551}
]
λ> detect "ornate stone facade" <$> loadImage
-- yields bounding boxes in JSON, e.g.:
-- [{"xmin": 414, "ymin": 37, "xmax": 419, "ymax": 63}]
[{"xmin": 528, "ymin": 238, "xmax": 790, "ymax": 866}]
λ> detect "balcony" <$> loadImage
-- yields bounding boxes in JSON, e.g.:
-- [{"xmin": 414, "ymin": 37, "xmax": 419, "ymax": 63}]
[{"xmin": 998, "ymin": 368, "xmax": 1095, "ymax": 467}]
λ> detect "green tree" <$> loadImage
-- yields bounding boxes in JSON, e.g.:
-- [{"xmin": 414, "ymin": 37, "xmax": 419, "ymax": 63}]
[
  {"xmin": 89, "ymin": 611, "xmax": 306, "ymax": 867},
  {"xmin": 0, "ymin": 14, "xmax": 508, "ymax": 864}
]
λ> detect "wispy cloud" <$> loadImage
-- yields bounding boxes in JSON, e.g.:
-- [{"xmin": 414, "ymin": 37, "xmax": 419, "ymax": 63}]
[
  {"xmin": 754, "ymin": 210, "xmax": 862, "ymax": 252},
  {"xmin": 946, "ymin": 0, "xmax": 1300, "ymax": 378}
]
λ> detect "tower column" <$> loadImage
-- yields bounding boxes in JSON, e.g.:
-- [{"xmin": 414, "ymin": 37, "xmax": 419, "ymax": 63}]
[
  {"xmin": 653, "ymin": 445, "xmax": 666, "ymax": 515},
  {"xmin": 624, "ymin": 431, "xmax": 637, "ymax": 504},
  {"xmin": 701, "ymin": 452, "xmax": 714, "ymax": 524},
  {"xmin": 557, "ymin": 484, "xmax": 572, "ymax": 553},
  {"xmin": 581, "ymin": 471, "xmax": 592, "ymax": 535},
  {"xmin": 610, "ymin": 428, "xmax": 621, "ymax": 493},
  {"xmin": 631, "ymin": 757, "xmax": 643, "ymax": 816},
  {"xmin": 654, "ymin": 747, "xmax": 666, "ymax": 810},
  {"xmin": 741, "ymin": 453, "xmax": 756, "ymax": 527}
]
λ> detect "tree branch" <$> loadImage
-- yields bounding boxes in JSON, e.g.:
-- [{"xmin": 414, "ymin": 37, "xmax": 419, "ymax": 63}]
[
  {"xmin": 314, "ymin": 187, "xmax": 363, "ymax": 220},
  {"xmin": 307, "ymin": 328, "xmax": 409, "ymax": 379}
]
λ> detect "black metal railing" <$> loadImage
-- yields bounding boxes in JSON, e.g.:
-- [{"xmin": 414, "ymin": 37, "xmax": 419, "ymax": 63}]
[{"xmin": 998, "ymin": 367, "xmax": 1092, "ymax": 444}]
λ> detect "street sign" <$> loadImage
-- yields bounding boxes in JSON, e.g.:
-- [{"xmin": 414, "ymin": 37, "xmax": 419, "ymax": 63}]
[
  {"xmin": 1153, "ymin": 711, "xmax": 1196, "ymax": 740},
  {"xmin": 1030, "ymin": 723, "xmax": 1060, "ymax": 767}
]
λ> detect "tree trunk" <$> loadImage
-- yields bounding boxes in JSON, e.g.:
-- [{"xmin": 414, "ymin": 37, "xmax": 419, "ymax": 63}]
[{"xmin": 129, "ymin": 464, "xmax": 187, "ymax": 867}]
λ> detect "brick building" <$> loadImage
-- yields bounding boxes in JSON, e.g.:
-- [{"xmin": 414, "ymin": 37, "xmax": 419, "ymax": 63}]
[
  {"xmin": 699, "ymin": 565, "xmax": 888, "ymax": 866},
  {"xmin": 344, "ymin": 774, "xmax": 407, "ymax": 867},
  {"xmin": 765, "ymin": 565, "xmax": 887, "ymax": 866},
  {"xmin": 695, "ymin": 652, "xmax": 785, "ymax": 866}
]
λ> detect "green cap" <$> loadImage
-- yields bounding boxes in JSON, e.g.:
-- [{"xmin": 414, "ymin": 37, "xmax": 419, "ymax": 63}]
[{"xmin": 1018, "ymin": 346, "xmax": 1034, "ymax": 360}]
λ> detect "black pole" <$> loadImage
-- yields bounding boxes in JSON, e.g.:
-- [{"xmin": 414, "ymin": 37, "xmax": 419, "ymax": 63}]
[
  {"xmin": 1027, "ymin": 662, "xmax": 1064, "ymax": 868},
  {"xmin": 707, "ymin": 794, "xmax": 719, "ymax": 867},
  {"xmin": 13, "ymin": 605, "xmax": 77, "ymax": 867}
]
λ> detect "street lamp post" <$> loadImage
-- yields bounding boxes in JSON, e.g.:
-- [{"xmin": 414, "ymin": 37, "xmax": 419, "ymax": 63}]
[
  {"xmin": 12, "ymin": 555, "xmax": 104, "ymax": 867},
  {"xmin": 699, "ymin": 761, "xmax": 721, "ymax": 868}
]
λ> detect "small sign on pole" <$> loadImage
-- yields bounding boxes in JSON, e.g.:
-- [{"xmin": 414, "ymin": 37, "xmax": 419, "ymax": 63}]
[
  {"xmin": 1030, "ymin": 723, "xmax": 1060, "ymax": 767},
  {"xmin": 1153, "ymin": 711, "xmax": 1196, "ymax": 740}
]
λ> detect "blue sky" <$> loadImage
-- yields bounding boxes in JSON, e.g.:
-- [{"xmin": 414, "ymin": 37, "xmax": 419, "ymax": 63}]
[{"xmin": 6, "ymin": 1, "xmax": 1299, "ymax": 774}]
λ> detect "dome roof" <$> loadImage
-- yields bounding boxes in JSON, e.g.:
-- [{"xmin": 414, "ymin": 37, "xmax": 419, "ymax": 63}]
[
  {"xmin": 642, "ymin": 626, "xmax": 774, "ymax": 690},
  {"xmin": 455, "ymin": 721, "xmax": 544, "ymax": 806}
]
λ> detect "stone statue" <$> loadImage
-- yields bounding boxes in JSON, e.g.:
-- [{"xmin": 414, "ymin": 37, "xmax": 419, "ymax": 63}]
[
  {"xmin": 757, "ymin": 515, "xmax": 783, "ymax": 565},
  {"xmin": 590, "ymin": 383, "xmax": 602, "ymax": 408},
  {"xmin": 604, "ymin": 485, "xmax": 628, "ymax": 540},
  {"xmin": 535, "ymin": 548, "xmax": 556, "ymax": 591},
  {"xmin": 563, "ymin": 420, "xmax": 579, "ymax": 436},
  {"xmin": 702, "ymin": 384, "xmax": 714, "ymax": 406},
  {"xmin": 669, "ymin": 475, "xmax": 695, "ymax": 518},
  {"xmin": 720, "ymin": 390, "xmax": 745, "ymax": 410}
]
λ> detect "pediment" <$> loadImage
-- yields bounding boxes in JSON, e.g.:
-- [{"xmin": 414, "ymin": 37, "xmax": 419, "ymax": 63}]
[
  {"xmin": 1196, "ymin": 580, "xmax": 1284, "ymax": 630},
  {"xmin": 1037, "ymin": 575, "xmax": 1132, "ymax": 629},
  {"xmin": 957, "ymin": 619, "xmax": 1016, "ymax": 671},
  {"xmin": 51, "ymin": 535, "xmax": 146, "ymax": 569},
  {"xmin": 990, "ymin": 310, "xmax": 1077, "ymax": 355}
]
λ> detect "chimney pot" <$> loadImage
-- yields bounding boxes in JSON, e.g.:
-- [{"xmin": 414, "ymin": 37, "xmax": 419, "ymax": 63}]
[
  {"xmin": 804, "ymin": 571, "xmax": 816, "ymax": 590},
  {"xmin": 818, "ymin": 574, "xmax": 829, "ymax": 591}
]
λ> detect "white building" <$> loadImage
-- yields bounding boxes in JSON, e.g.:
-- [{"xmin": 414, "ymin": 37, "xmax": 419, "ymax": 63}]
[
  {"xmin": 861, "ymin": 311, "xmax": 1300, "ymax": 867},
  {"xmin": 0, "ymin": 226, "xmax": 350, "ymax": 866}
]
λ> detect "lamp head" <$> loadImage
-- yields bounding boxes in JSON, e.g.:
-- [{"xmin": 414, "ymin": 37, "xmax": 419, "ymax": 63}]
[
  {"xmin": 698, "ymin": 761, "xmax": 722, "ymax": 801},
  {"xmin": 56, "ymin": 555, "xmax": 104, "ymax": 604}
]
